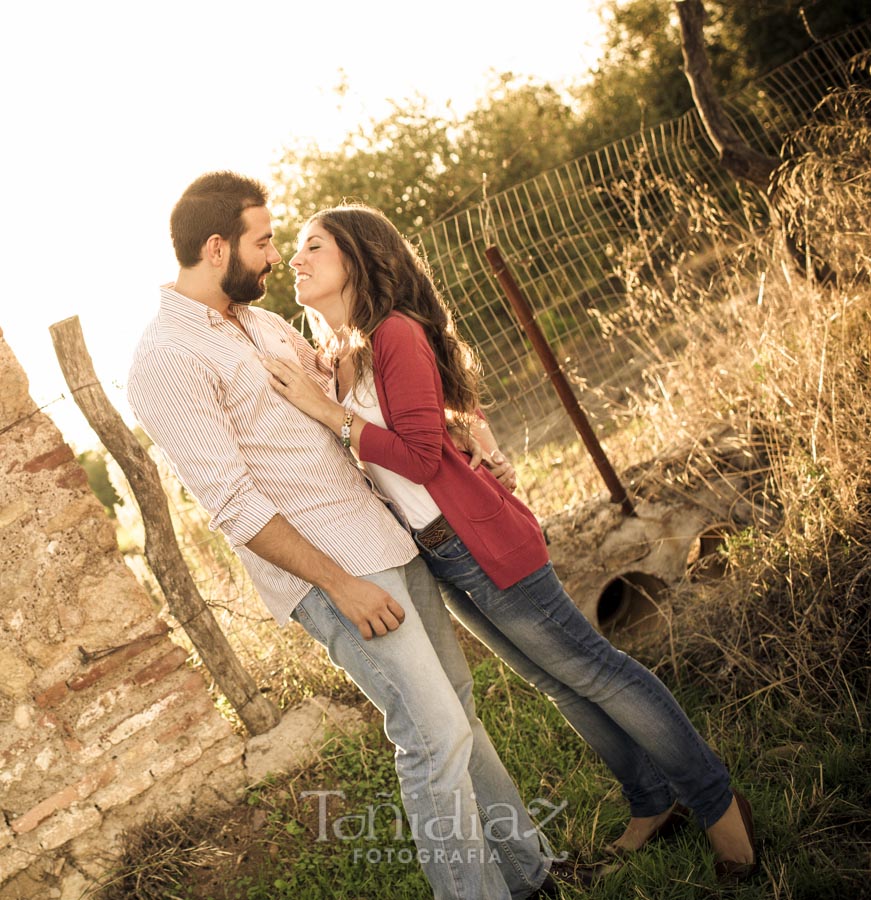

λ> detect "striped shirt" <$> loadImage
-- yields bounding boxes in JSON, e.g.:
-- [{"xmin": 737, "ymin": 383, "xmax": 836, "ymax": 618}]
[{"xmin": 127, "ymin": 286, "xmax": 417, "ymax": 624}]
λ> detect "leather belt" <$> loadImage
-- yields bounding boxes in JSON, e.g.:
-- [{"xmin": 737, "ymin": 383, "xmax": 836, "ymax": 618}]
[{"xmin": 414, "ymin": 514, "xmax": 457, "ymax": 549}]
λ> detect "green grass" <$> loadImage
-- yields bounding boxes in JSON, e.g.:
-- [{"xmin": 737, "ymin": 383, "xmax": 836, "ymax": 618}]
[
  {"xmin": 98, "ymin": 637, "xmax": 867, "ymax": 899},
  {"xmin": 145, "ymin": 652, "xmax": 867, "ymax": 900}
]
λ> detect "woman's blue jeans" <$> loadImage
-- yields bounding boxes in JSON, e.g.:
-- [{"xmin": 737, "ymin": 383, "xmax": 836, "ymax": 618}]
[
  {"xmin": 291, "ymin": 556, "xmax": 551, "ymax": 899},
  {"xmin": 417, "ymin": 537, "xmax": 733, "ymax": 827}
]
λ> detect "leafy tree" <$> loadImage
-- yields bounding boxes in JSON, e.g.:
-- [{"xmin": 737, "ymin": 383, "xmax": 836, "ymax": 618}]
[
  {"xmin": 720, "ymin": 0, "xmax": 869, "ymax": 74},
  {"xmin": 272, "ymin": 94, "xmax": 455, "ymax": 230},
  {"xmin": 450, "ymin": 73, "xmax": 589, "ymax": 201},
  {"xmin": 261, "ymin": 0, "xmax": 868, "ymax": 322},
  {"xmin": 571, "ymin": 0, "xmax": 693, "ymax": 148},
  {"xmin": 265, "ymin": 76, "xmax": 594, "ymax": 320},
  {"xmin": 264, "ymin": 95, "xmax": 454, "ymax": 320},
  {"xmin": 570, "ymin": 0, "xmax": 869, "ymax": 152}
]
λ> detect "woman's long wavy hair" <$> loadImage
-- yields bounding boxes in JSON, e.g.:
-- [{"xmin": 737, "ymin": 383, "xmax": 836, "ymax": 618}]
[{"xmin": 304, "ymin": 204, "xmax": 482, "ymax": 418}]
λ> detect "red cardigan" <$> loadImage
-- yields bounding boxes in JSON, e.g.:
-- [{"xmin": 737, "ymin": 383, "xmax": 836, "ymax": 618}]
[{"xmin": 357, "ymin": 312, "xmax": 549, "ymax": 589}]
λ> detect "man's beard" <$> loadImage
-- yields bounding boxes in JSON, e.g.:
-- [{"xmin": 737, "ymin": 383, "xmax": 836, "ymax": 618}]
[{"xmin": 222, "ymin": 249, "xmax": 271, "ymax": 305}]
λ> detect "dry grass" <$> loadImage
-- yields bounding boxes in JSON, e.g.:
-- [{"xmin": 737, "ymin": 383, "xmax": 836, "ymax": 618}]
[
  {"xmin": 516, "ymin": 83, "xmax": 871, "ymax": 720},
  {"xmin": 613, "ymin": 85, "xmax": 871, "ymax": 717},
  {"xmin": 96, "ymin": 816, "xmax": 232, "ymax": 900}
]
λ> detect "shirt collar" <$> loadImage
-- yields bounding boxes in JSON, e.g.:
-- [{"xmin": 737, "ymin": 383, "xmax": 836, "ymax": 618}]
[{"xmin": 159, "ymin": 284, "xmax": 234, "ymax": 327}]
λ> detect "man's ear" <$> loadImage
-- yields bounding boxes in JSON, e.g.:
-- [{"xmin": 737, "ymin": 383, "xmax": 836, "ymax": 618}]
[{"xmin": 204, "ymin": 234, "xmax": 227, "ymax": 267}]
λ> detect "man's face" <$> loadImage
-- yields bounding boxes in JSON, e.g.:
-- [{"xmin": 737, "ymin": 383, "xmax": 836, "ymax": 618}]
[{"xmin": 221, "ymin": 206, "xmax": 282, "ymax": 304}]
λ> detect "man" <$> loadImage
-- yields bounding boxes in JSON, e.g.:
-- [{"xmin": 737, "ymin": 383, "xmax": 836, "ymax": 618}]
[{"xmin": 127, "ymin": 171, "xmax": 585, "ymax": 899}]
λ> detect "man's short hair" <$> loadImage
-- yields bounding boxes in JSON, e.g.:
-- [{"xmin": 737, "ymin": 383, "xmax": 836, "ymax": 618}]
[{"xmin": 170, "ymin": 171, "xmax": 269, "ymax": 267}]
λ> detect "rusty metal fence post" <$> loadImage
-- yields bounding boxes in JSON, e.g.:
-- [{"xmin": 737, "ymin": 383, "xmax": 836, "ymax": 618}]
[{"xmin": 485, "ymin": 246, "xmax": 635, "ymax": 517}]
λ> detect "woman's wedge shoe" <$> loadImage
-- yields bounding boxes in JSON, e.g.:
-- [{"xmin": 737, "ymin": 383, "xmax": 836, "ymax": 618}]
[
  {"xmin": 714, "ymin": 790, "xmax": 759, "ymax": 884},
  {"xmin": 603, "ymin": 803, "xmax": 691, "ymax": 858}
]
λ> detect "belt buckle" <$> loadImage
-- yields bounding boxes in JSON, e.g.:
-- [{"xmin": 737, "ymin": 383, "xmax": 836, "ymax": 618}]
[
  {"xmin": 418, "ymin": 516, "xmax": 449, "ymax": 549},
  {"xmin": 424, "ymin": 525, "xmax": 448, "ymax": 548}
]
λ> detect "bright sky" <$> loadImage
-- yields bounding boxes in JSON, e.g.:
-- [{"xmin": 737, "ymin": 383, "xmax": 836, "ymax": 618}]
[{"xmin": 2, "ymin": 0, "xmax": 606, "ymax": 451}]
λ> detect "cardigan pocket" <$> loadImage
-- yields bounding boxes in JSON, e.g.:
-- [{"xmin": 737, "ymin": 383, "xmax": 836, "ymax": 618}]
[{"xmin": 467, "ymin": 495, "xmax": 534, "ymax": 562}]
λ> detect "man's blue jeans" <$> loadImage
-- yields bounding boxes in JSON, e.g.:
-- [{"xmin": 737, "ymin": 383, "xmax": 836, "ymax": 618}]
[
  {"xmin": 418, "ymin": 537, "xmax": 733, "ymax": 828},
  {"xmin": 291, "ymin": 556, "xmax": 551, "ymax": 900}
]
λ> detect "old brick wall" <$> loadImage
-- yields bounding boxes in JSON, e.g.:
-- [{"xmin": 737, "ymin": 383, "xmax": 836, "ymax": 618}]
[{"xmin": 0, "ymin": 328, "xmax": 247, "ymax": 899}]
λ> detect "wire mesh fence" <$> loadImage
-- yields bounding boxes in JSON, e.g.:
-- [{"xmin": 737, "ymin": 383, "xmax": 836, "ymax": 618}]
[{"xmin": 415, "ymin": 23, "xmax": 869, "ymax": 458}]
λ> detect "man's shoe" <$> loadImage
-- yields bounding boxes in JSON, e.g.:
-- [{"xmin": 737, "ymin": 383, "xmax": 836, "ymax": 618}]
[{"xmin": 532, "ymin": 856, "xmax": 619, "ymax": 897}]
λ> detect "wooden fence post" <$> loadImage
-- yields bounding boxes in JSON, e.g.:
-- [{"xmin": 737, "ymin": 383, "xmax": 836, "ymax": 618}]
[{"xmin": 50, "ymin": 316, "xmax": 281, "ymax": 735}]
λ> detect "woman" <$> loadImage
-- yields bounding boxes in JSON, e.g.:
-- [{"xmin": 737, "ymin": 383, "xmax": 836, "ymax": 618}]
[{"xmin": 261, "ymin": 204, "xmax": 758, "ymax": 884}]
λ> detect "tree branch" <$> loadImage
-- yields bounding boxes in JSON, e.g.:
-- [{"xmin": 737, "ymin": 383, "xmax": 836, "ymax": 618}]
[{"xmin": 676, "ymin": 0, "xmax": 779, "ymax": 189}]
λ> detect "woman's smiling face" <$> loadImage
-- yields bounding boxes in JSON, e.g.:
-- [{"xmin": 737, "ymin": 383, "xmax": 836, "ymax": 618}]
[{"xmin": 290, "ymin": 221, "xmax": 352, "ymax": 328}]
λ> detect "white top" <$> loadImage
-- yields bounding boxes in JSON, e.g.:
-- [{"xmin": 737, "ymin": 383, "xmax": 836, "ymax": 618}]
[{"xmin": 342, "ymin": 371, "xmax": 442, "ymax": 530}]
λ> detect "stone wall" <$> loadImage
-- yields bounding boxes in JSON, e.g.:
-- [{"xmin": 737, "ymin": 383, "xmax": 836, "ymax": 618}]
[{"xmin": 0, "ymin": 328, "xmax": 247, "ymax": 899}]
